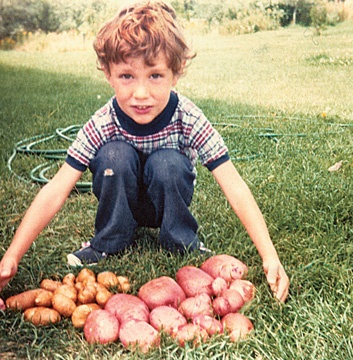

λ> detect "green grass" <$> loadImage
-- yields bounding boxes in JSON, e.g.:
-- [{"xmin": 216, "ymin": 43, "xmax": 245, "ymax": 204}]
[{"xmin": 1, "ymin": 22, "xmax": 353, "ymax": 359}]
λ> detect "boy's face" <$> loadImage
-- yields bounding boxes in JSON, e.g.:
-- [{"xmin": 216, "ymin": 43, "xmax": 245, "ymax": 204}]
[{"xmin": 105, "ymin": 53, "xmax": 179, "ymax": 125}]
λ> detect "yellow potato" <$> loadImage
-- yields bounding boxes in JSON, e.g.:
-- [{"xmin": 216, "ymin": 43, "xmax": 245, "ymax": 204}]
[
  {"xmin": 71, "ymin": 303, "xmax": 101, "ymax": 328},
  {"xmin": 24, "ymin": 307, "xmax": 61, "ymax": 326},
  {"xmin": 40, "ymin": 279, "xmax": 62, "ymax": 292},
  {"xmin": 97, "ymin": 271, "xmax": 119, "ymax": 288},
  {"xmin": 54, "ymin": 284, "xmax": 77, "ymax": 303},
  {"xmin": 35, "ymin": 290, "xmax": 53, "ymax": 307},
  {"xmin": 52, "ymin": 294, "xmax": 76, "ymax": 317},
  {"xmin": 6, "ymin": 289, "xmax": 44, "ymax": 311}
]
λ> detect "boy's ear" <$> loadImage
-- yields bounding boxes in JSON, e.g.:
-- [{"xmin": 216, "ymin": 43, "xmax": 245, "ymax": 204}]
[
  {"xmin": 99, "ymin": 62, "xmax": 111, "ymax": 80},
  {"xmin": 172, "ymin": 74, "xmax": 179, "ymax": 87},
  {"xmin": 103, "ymin": 68, "xmax": 111, "ymax": 81},
  {"xmin": 173, "ymin": 60, "xmax": 187, "ymax": 85}
]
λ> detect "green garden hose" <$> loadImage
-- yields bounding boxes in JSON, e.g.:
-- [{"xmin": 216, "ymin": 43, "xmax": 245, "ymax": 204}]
[
  {"xmin": 7, "ymin": 116, "xmax": 352, "ymax": 193},
  {"xmin": 7, "ymin": 125, "xmax": 92, "ymax": 192}
]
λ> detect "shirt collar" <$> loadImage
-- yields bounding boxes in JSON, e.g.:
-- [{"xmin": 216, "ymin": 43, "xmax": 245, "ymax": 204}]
[{"xmin": 112, "ymin": 91, "xmax": 178, "ymax": 136}]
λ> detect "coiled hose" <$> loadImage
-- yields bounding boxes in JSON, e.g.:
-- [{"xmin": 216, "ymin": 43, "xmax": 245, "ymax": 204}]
[{"xmin": 7, "ymin": 116, "xmax": 352, "ymax": 193}]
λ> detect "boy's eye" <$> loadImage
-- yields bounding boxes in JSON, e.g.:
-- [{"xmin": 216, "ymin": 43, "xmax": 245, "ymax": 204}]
[
  {"xmin": 151, "ymin": 73, "xmax": 162, "ymax": 79},
  {"xmin": 120, "ymin": 74, "xmax": 133, "ymax": 79}
]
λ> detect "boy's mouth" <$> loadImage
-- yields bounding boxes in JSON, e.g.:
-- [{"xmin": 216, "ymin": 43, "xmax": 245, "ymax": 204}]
[{"xmin": 133, "ymin": 105, "xmax": 152, "ymax": 114}]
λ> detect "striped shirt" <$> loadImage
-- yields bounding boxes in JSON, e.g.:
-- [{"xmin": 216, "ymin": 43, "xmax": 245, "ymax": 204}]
[{"xmin": 66, "ymin": 91, "xmax": 229, "ymax": 172}]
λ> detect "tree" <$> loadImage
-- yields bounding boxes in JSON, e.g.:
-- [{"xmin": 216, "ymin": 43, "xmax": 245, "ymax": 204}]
[{"xmin": 310, "ymin": 0, "xmax": 328, "ymax": 34}]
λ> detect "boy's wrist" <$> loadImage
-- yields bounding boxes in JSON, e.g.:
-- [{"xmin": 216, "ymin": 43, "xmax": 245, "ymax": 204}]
[{"xmin": 259, "ymin": 246, "xmax": 281, "ymax": 264}]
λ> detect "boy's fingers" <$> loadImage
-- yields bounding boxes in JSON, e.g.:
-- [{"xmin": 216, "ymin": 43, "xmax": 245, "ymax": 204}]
[
  {"xmin": 264, "ymin": 263, "xmax": 289, "ymax": 302},
  {"xmin": 0, "ymin": 258, "xmax": 18, "ymax": 291},
  {"xmin": 274, "ymin": 268, "xmax": 290, "ymax": 302},
  {"xmin": 265, "ymin": 265, "xmax": 278, "ymax": 289},
  {"xmin": 0, "ymin": 297, "xmax": 5, "ymax": 311},
  {"xmin": 276, "ymin": 284, "xmax": 289, "ymax": 302}
]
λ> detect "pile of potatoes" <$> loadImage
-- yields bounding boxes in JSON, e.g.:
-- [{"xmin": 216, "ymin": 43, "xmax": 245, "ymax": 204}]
[
  {"xmin": 82, "ymin": 255, "xmax": 256, "ymax": 352},
  {"xmin": 5, "ymin": 254, "xmax": 256, "ymax": 353},
  {"xmin": 5, "ymin": 269, "xmax": 131, "ymax": 328}
]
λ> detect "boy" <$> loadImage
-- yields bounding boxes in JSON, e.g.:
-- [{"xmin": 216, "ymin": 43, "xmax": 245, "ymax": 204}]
[{"xmin": 0, "ymin": 1, "xmax": 289, "ymax": 304}]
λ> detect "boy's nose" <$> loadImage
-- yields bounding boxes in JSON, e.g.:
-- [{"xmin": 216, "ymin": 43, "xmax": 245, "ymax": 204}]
[{"xmin": 133, "ymin": 83, "xmax": 149, "ymax": 99}]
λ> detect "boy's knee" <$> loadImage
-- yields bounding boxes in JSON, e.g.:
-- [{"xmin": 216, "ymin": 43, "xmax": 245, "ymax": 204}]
[
  {"xmin": 145, "ymin": 149, "xmax": 194, "ymax": 183},
  {"xmin": 90, "ymin": 141, "xmax": 139, "ymax": 173}
]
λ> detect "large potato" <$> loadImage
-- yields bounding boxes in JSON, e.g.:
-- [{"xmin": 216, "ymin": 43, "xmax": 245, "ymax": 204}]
[
  {"xmin": 176, "ymin": 266, "xmax": 214, "ymax": 297},
  {"xmin": 105, "ymin": 294, "xmax": 149, "ymax": 324},
  {"xmin": 119, "ymin": 319, "xmax": 160, "ymax": 353},
  {"xmin": 200, "ymin": 254, "xmax": 248, "ymax": 282},
  {"xmin": 138, "ymin": 276, "xmax": 186, "ymax": 310},
  {"xmin": 149, "ymin": 305, "xmax": 187, "ymax": 337},
  {"xmin": 84, "ymin": 309, "xmax": 120, "ymax": 344}
]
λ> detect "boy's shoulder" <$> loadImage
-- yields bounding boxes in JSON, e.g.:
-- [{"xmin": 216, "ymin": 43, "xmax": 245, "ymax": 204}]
[
  {"xmin": 174, "ymin": 91, "xmax": 203, "ymax": 118},
  {"xmin": 93, "ymin": 97, "xmax": 115, "ymax": 118},
  {"xmin": 83, "ymin": 97, "xmax": 117, "ymax": 128}
]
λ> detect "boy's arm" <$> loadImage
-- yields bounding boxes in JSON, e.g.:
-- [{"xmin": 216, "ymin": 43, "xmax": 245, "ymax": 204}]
[
  {"xmin": 211, "ymin": 159, "xmax": 289, "ymax": 302},
  {"xmin": 0, "ymin": 163, "xmax": 83, "ymax": 293}
]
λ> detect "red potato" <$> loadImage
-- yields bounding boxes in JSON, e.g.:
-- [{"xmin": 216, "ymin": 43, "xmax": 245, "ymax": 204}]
[
  {"xmin": 200, "ymin": 254, "xmax": 248, "ymax": 282},
  {"xmin": 138, "ymin": 276, "xmax": 186, "ymax": 310},
  {"xmin": 105, "ymin": 294, "xmax": 149, "ymax": 324},
  {"xmin": 178, "ymin": 294, "xmax": 213, "ymax": 320},
  {"xmin": 119, "ymin": 319, "xmax": 160, "ymax": 353},
  {"xmin": 220, "ymin": 289, "xmax": 245, "ymax": 313},
  {"xmin": 175, "ymin": 323, "xmax": 208, "ymax": 347},
  {"xmin": 211, "ymin": 277, "xmax": 228, "ymax": 296},
  {"xmin": 196, "ymin": 292, "xmax": 212, "ymax": 305},
  {"xmin": 84, "ymin": 309, "xmax": 120, "ymax": 344},
  {"xmin": 212, "ymin": 296, "xmax": 232, "ymax": 317},
  {"xmin": 192, "ymin": 314, "xmax": 223, "ymax": 336},
  {"xmin": 229, "ymin": 279, "xmax": 256, "ymax": 303},
  {"xmin": 221, "ymin": 313, "xmax": 254, "ymax": 341},
  {"xmin": 149, "ymin": 305, "xmax": 187, "ymax": 337},
  {"xmin": 176, "ymin": 266, "xmax": 214, "ymax": 297}
]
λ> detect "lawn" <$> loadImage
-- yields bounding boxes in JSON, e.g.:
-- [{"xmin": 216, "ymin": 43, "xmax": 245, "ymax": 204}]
[{"xmin": 0, "ymin": 21, "xmax": 352, "ymax": 359}]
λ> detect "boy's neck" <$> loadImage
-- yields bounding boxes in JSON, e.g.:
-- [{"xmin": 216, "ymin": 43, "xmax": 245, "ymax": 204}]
[{"xmin": 113, "ymin": 91, "xmax": 178, "ymax": 136}]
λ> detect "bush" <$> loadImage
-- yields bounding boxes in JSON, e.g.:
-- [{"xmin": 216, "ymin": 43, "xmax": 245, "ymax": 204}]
[
  {"xmin": 219, "ymin": 4, "xmax": 284, "ymax": 35},
  {"xmin": 0, "ymin": 0, "xmax": 117, "ymax": 48},
  {"xmin": 310, "ymin": 0, "xmax": 328, "ymax": 34}
]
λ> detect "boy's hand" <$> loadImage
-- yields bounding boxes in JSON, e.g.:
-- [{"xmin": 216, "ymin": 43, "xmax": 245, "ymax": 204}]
[
  {"xmin": 263, "ymin": 259, "xmax": 289, "ymax": 302},
  {"xmin": 0, "ymin": 298, "xmax": 5, "ymax": 310},
  {"xmin": 0, "ymin": 257, "xmax": 18, "ymax": 293}
]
